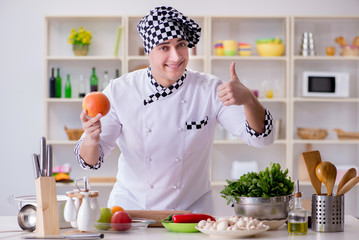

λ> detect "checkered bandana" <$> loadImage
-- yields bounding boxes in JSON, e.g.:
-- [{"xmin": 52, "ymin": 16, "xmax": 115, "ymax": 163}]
[
  {"xmin": 137, "ymin": 6, "xmax": 201, "ymax": 54},
  {"xmin": 143, "ymin": 67, "xmax": 186, "ymax": 106}
]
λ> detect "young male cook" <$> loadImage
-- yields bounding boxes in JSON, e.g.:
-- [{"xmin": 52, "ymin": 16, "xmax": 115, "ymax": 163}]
[{"xmin": 75, "ymin": 6, "xmax": 274, "ymax": 213}]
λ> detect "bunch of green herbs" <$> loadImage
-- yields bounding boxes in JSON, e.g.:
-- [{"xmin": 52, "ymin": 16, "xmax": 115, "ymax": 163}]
[{"xmin": 220, "ymin": 162, "xmax": 294, "ymax": 205}]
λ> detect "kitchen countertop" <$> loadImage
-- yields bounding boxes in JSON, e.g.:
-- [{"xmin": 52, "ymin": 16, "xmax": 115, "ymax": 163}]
[{"xmin": 0, "ymin": 215, "xmax": 358, "ymax": 239}]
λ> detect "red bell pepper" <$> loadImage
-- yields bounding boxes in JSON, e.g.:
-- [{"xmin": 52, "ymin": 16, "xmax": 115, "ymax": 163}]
[{"xmin": 172, "ymin": 214, "xmax": 215, "ymax": 223}]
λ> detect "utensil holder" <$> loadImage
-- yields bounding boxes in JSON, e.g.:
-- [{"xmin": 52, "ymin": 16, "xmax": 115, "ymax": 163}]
[
  {"xmin": 35, "ymin": 177, "xmax": 60, "ymax": 236},
  {"xmin": 311, "ymin": 194, "xmax": 344, "ymax": 232}
]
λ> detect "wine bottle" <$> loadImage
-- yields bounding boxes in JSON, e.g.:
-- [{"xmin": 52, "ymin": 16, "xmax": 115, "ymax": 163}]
[
  {"xmin": 101, "ymin": 71, "xmax": 109, "ymax": 91},
  {"xmin": 65, "ymin": 74, "xmax": 71, "ymax": 98},
  {"xmin": 90, "ymin": 67, "xmax": 98, "ymax": 92},
  {"xmin": 115, "ymin": 69, "xmax": 120, "ymax": 78},
  {"xmin": 56, "ymin": 68, "xmax": 62, "ymax": 98},
  {"xmin": 78, "ymin": 74, "xmax": 86, "ymax": 98},
  {"xmin": 49, "ymin": 68, "xmax": 56, "ymax": 98}
]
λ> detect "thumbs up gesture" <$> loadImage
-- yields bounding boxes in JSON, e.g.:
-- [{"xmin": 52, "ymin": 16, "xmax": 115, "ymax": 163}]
[{"xmin": 217, "ymin": 62, "xmax": 253, "ymax": 106}]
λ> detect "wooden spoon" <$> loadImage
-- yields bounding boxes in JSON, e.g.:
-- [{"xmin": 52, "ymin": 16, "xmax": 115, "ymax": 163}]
[
  {"xmin": 336, "ymin": 176, "xmax": 359, "ymax": 195},
  {"xmin": 337, "ymin": 168, "xmax": 357, "ymax": 194},
  {"xmin": 315, "ymin": 161, "xmax": 337, "ymax": 196},
  {"xmin": 302, "ymin": 151, "xmax": 322, "ymax": 195}
]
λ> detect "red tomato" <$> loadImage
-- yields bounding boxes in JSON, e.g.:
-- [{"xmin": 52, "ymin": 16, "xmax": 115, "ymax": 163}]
[{"xmin": 111, "ymin": 211, "xmax": 132, "ymax": 231}]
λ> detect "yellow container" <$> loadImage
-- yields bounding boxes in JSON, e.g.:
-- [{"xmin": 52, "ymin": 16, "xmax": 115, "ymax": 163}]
[
  {"xmin": 214, "ymin": 41, "xmax": 224, "ymax": 56},
  {"xmin": 223, "ymin": 40, "xmax": 237, "ymax": 56},
  {"xmin": 238, "ymin": 43, "xmax": 251, "ymax": 56},
  {"xmin": 256, "ymin": 43, "xmax": 284, "ymax": 56}
]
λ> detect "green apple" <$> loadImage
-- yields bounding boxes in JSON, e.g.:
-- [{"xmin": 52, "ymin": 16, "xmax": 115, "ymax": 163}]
[{"xmin": 95, "ymin": 207, "xmax": 113, "ymax": 230}]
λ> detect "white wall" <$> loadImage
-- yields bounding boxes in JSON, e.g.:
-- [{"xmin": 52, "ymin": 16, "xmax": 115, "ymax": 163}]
[{"xmin": 1, "ymin": 0, "xmax": 359, "ymax": 216}]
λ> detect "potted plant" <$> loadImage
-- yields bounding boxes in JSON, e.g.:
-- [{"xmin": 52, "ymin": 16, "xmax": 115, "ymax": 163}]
[
  {"xmin": 67, "ymin": 27, "xmax": 92, "ymax": 56},
  {"xmin": 220, "ymin": 162, "xmax": 294, "ymax": 221}
]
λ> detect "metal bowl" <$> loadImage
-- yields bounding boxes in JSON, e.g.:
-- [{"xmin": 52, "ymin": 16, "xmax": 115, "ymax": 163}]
[
  {"xmin": 17, "ymin": 204, "xmax": 37, "ymax": 231},
  {"xmin": 233, "ymin": 195, "xmax": 292, "ymax": 220}
]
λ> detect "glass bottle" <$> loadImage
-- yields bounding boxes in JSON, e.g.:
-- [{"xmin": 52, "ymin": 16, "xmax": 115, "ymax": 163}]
[
  {"xmin": 49, "ymin": 67, "xmax": 56, "ymax": 98},
  {"xmin": 288, "ymin": 180, "xmax": 308, "ymax": 235},
  {"xmin": 90, "ymin": 67, "xmax": 98, "ymax": 92},
  {"xmin": 65, "ymin": 74, "xmax": 71, "ymax": 98},
  {"xmin": 115, "ymin": 69, "xmax": 120, "ymax": 78},
  {"xmin": 101, "ymin": 71, "xmax": 109, "ymax": 91},
  {"xmin": 78, "ymin": 74, "xmax": 86, "ymax": 98},
  {"xmin": 55, "ymin": 68, "xmax": 62, "ymax": 98}
]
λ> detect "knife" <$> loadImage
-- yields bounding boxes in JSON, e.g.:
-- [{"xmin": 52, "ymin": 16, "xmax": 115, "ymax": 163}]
[
  {"xmin": 47, "ymin": 144, "xmax": 53, "ymax": 177},
  {"xmin": 32, "ymin": 154, "xmax": 41, "ymax": 179},
  {"xmin": 40, "ymin": 137, "xmax": 47, "ymax": 176}
]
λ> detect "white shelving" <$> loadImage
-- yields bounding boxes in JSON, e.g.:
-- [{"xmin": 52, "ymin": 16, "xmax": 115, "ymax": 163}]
[{"xmin": 290, "ymin": 16, "xmax": 359, "ymax": 217}]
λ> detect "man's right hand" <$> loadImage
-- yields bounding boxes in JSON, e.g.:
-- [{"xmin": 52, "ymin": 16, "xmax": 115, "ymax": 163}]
[{"xmin": 80, "ymin": 109, "xmax": 102, "ymax": 144}]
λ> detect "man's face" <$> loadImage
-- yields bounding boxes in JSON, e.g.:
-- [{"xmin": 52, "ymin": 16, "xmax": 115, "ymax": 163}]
[{"xmin": 147, "ymin": 38, "xmax": 189, "ymax": 87}]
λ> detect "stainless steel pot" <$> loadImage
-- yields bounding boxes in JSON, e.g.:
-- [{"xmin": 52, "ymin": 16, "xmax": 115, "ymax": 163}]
[
  {"xmin": 11, "ymin": 195, "xmax": 71, "ymax": 230},
  {"xmin": 233, "ymin": 195, "xmax": 293, "ymax": 220}
]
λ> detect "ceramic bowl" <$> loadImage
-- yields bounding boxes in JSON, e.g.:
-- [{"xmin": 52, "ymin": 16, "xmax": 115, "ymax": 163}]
[
  {"xmin": 162, "ymin": 222, "xmax": 199, "ymax": 233},
  {"xmin": 256, "ymin": 43, "xmax": 284, "ymax": 56}
]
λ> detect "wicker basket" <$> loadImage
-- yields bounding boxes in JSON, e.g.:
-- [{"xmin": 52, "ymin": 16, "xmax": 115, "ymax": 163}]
[
  {"xmin": 334, "ymin": 128, "xmax": 359, "ymax": 140},
  {"xmin": 64, "ymin": 126, "xmax": 84, "ymax": 140},
  {"xmin": 297, "ymin": 128, "xmax": 328, "ymax": 140}
]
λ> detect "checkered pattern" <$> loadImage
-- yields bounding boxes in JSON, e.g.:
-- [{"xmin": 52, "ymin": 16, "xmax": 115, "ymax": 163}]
[
  {"xmin": 144, "ymin": 67, "xmax": 186, "ymax": 105},
  {"xmin": 137, "ymin": 6, "xmax": 201, "ymax": 54},
  {"xmin": 246, "ymin": 109, "xmax": 273, "ymax": 137},
  {"xmin": 74, "ymin": 138, "xmax": 104, "ymax": 170},
  {"xmin": 186, "ymin": 116, "xmax": 209, "ymax": 130}
]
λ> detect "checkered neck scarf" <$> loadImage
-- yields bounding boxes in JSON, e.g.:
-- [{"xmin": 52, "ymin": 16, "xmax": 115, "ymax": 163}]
[
  {"xmin": 137, "ymin": 6, "xmax": 201, "ymax": 54},
  {"xmin": 144, "ymin": 67, "xmax": 186, "ymax": 106}
]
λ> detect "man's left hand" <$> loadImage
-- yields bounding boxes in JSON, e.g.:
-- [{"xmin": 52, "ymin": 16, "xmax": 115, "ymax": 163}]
[{"xmin": 217, "ymin": 62, "xmax": 253, "ymax": 106}]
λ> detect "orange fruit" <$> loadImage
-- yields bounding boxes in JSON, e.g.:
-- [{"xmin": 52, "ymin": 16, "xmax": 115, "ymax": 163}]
[
  {"xmin": 111, "ymin": 206, "xmax": 125, "ymax": 214},
  {"xmin": 82, "ymin": 92, "xmax": 110, "ymax": 118}
]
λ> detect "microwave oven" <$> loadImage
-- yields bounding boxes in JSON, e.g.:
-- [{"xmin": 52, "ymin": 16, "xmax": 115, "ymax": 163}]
[{"xmin": 302, "ymin": 71, "xmax": 350, "ymax": 97}]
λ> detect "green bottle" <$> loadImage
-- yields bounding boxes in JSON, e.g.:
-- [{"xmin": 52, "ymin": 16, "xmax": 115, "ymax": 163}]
[
  {"xmin": 55, "ymin": 68, "xmax": 62, "ymax": 98},
  {"xmin": 90, "ymin": 67, "xmax": 98, "ymax": 92},
  {"xmin": 65, "ymin": 74, "xmax": 71, "ymax": 98}
]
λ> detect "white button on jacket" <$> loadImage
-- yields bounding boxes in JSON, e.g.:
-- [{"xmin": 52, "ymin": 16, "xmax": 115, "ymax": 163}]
[{"xmin": 79, "ymin": 68, "xmax": 274, "ymax": 213}]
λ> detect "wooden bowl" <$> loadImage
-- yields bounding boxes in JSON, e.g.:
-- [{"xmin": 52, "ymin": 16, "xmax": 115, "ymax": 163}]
[
  {"xmin": 334, "ymin": 128, "xmax": 359, "ymax": 140},
  {"xmin": 297, "ymin": 128, "xmax": 327, "ymax": 140}
]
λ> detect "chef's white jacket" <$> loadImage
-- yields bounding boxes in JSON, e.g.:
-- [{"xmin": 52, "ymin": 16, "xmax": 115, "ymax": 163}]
[{"xmin": 75, "ymin": 68, "xmax": 274, "ymax": 213}]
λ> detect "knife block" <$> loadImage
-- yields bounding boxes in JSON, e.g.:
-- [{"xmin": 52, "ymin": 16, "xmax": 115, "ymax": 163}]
[{"xmin": 35, "ymin": 176, "xmax": 60, "ymax": 236}]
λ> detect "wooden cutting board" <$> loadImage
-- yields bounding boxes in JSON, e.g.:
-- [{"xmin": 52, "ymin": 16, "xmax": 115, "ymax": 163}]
[{"xmin": 125, "ymin": 210, "xmax": 191, "ymax": 227}]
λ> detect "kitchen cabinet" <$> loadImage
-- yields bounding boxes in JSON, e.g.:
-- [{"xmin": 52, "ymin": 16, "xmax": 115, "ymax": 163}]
[{"xmin": 290, "ymin": 16, "xmax": 359, "ymax": 217}]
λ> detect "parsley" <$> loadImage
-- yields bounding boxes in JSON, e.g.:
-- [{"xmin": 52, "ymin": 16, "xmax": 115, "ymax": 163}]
[{"xmin": 220, "ymin": 162, "xmax": 294, "ymax": 205}]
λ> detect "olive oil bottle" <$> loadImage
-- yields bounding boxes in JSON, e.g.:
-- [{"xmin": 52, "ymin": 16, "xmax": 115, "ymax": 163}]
[{"xmin": 288, "ymin": 180, "xmax": 308, "ymax": 235}]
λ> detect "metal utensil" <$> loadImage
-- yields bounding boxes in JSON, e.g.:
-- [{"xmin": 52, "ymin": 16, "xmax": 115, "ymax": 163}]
[
  {"xmin": 336, "ymin": 176, "xmax": 359, "ymax": 195},
  {"xmin": 17, "ymin": 204, "xmax": 36, "ymax": 232},
  {"xmin": 40, "ymin": 137, "xmax": 47, "ymax": 176},
  {"xmin": 21, "ymin": 233, "xmax": 104, "ymax": 239},
  {"xmin": 47, "ymin": 144, "xmax": 53, "ymax": 176},
  {"xmin": 302, "ymin": 151, "xmax": 322, "ymax": 195},
  {"xmin": 32, "ymin": 154, "xmax": 41, "ymax": 179},
  {"xmin": 315, "ymin": 161, "xmax": 337, "ymax": 196},
  {"xmin": 337, "ymin": 168, "xmax": 356, "ymax": 194}
]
